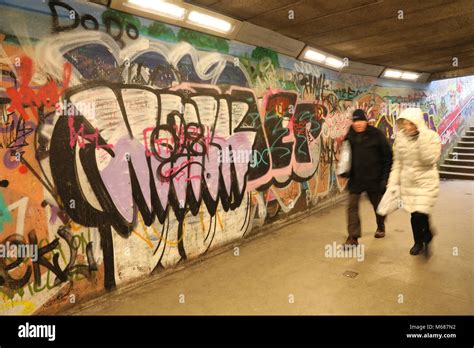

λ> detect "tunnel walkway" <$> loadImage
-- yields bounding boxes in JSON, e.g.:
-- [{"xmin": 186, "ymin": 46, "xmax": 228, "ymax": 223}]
[{"xmin": 69, "ymin": 180, "xmax": 473, "ymax": 315}]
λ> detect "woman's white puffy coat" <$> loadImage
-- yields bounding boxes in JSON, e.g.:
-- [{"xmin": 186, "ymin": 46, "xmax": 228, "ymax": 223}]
[{"xmin": 387, "ymin": 108, "xmax": 441, "ymax": 214}]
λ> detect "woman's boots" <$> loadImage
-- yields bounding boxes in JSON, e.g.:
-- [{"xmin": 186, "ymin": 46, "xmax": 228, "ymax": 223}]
[{"xmin": 410, "ymin": 243, "xmax": 424, "ymax": 255}]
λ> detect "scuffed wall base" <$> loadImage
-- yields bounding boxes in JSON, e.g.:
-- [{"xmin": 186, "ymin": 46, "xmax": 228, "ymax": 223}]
[
  {"xmin": 244, "ymin": 191, "xmax": 349, "ymax": 238},
  {"xmin": 61, "ymin": 191, "xmax": 349, "ymax": 315}
]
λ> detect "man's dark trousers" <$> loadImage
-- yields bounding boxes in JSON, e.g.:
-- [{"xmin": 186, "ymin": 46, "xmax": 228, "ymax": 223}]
[{"xmin": 348, "ymin": 191, "xmax": 385, "ymax": 239}]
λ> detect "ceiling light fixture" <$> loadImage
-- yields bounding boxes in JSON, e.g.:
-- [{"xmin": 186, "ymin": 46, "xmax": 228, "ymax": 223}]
[
  {"xmin": 401, "ymin": 71, "xmax": 420, "ymax": 80},
  {"xmin": 382, "ymin": 69, "xmax": 420, "ymax": 81},
  {"xmin": 383, "ymin": 69, "xmax": 403, "ymax": 78},
  {"xmin": 187, "ymin": 11, "xmax": 233, "ymax": 33},
  {"xmin": 325, "ymin": 57, "xmax": 344, "ymax": 69},
  {"xmin": 127, "ymin": 0, "xmax": 186, "ymax": 20},
  {"xmin": 303, "ymin": 49, "xmax": 326, "ymax": 63}
]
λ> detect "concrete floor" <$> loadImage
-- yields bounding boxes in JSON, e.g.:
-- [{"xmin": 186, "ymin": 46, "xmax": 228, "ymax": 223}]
[{"xmin": 73, "ymin": 180, "xmax": 473, "ymax": 315}]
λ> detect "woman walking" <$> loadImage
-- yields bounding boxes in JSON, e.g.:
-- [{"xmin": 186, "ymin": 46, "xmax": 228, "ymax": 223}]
[{"xmin": 387, "ymin": 108, "xmax": 441, "ymax": 256}]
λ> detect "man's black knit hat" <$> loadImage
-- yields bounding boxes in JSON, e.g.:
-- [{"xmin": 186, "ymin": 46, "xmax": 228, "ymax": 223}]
[{"xmin": 352, "ymin": 109, "xmax": 367, "ymax": 122}]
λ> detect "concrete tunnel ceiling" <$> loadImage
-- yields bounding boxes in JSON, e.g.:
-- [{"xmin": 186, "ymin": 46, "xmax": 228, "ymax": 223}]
[{"xmin": 185, "ymin": 0, "xmax": 474, "ymax": 80}]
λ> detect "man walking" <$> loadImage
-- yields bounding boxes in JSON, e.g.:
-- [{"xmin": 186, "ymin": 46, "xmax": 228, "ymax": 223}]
[{"xmin": 343, "ymin": 109, "xmax": 393, "ymax": 246}]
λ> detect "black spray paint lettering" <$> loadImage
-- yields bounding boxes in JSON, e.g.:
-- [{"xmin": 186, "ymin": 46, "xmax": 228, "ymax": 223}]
[
  {"xmin": 0, "ymin": 228, "xmax": 97, "ymax": 291},
  {"xmin": 48, "ymin": 1, "xmax": 139, "ymax": 48},
  {"xmin": 295, "ymin": 72, "xmax": 326, "ymax": 101},
  {"xmin": 48, "ymin": 83, "xmax": 262, "ymax": 289},
  {"xmin": 47, "ymin": 82, "xmax": 325, "ymax": 290}
]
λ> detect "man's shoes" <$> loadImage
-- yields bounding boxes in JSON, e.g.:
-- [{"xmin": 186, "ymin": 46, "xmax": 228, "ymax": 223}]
[
  {"xmin": 374, "ymin": 229, "xmax": 385, "ymax": 238},
  {"xmin": 344, "ymin": 237, "xmax": 359, "ymax": 248},
  {"xmin": 409, "ymin": 243, "xmax": 424, "ymax": 255}
]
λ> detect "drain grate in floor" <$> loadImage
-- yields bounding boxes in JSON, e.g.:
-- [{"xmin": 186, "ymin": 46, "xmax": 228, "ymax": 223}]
[{"xmin": 343, "ymin": 270, "xmax": 359, "ymax": 278}]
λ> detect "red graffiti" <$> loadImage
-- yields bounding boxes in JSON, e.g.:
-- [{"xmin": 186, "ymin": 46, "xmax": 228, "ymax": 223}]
[
  {"xmin": 18, "ymin": 164, "xmax": 28, "ymax": 174},
  {"xmin": 143, "ymin": 124, "xmax": 225, "ymax": 158},
  {"xmin": 68, "ymin": 117, "xmax": 113, "ymax": 150},
  {"xmin": 162, "ymin": 157, "xmax": 201, "ymax": 182},
  {"xmin": 6, "ymin": 56, "xmax": 72, "ymax": 121}
]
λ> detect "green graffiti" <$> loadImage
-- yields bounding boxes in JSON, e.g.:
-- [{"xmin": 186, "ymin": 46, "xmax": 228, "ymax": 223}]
[
  {"xmin": 101, "ymin": 9, "xmax": 141, "ymax": 30},
  {"xmin": 177, "ymin": 28, "xmax": 229, "ymax": 53},
  {"xmin": 0, "ymin": 192, "xmax": 13, "ymax": 232},
  {"xmin": 147, "ymin": 22, "xmax": 177, "ymax": 42},
  {"xmin": 251, "ymin": 47, "xmax": 280, "ymax": 68}
]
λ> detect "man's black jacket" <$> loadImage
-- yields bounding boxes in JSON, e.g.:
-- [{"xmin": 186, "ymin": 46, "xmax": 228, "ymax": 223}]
[{"xmin": 344, "ymin": 125, "xmax": 393, "ymax": 193}]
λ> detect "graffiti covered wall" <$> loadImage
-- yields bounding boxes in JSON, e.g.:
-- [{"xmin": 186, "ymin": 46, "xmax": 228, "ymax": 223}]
[
  {"xmin": 426, "ymin": 75, "xmax": 474, "ymax": 158},
  {"xmin": 0, "ymin": 0, "xmax": 472, "ymax": 314}
]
